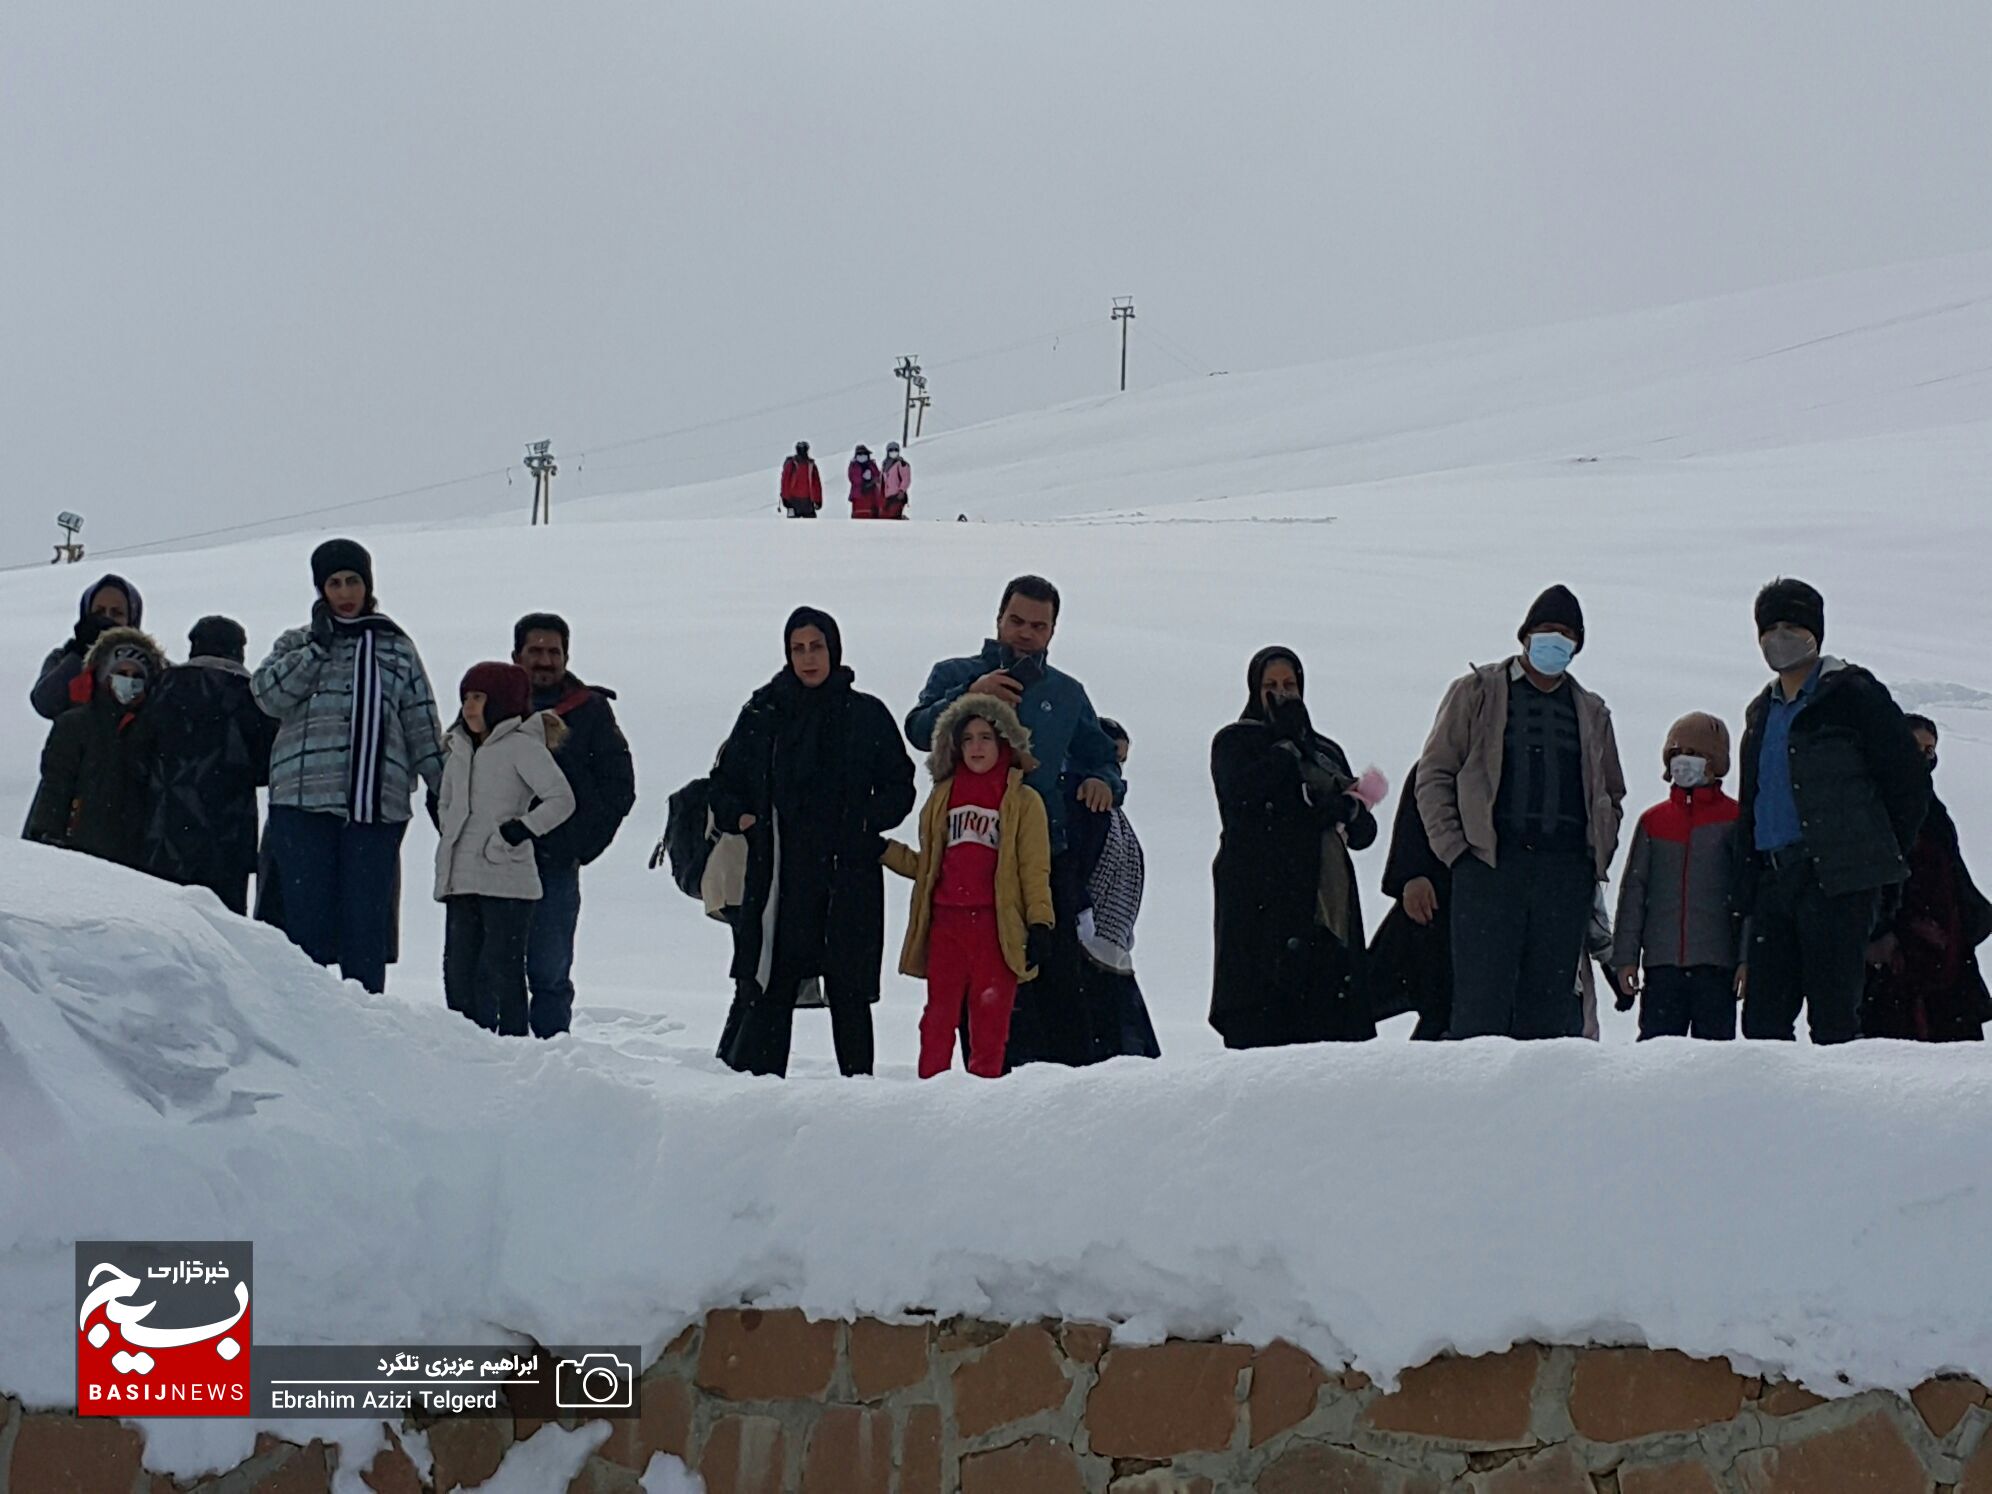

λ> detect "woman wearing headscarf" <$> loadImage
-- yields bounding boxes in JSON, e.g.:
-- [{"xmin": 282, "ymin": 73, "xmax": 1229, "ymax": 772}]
[
  {"xmin": 252, "ymin": 538, "xmax": 444, "ymax": 994},
  {"xmin": 711, "ymin": 607, "xmax": 917, "ymax": 1076},
  {"xmin": 25, "ymin": 626, "xmax": 167, "ymax": 867},
  {"xmin": 1210, "ymin": 647, "xmax": 1378, "ymax": 1047},
  {"xmin": 30, "ymin": 572, "xmax": 145, "ymax": 720}
]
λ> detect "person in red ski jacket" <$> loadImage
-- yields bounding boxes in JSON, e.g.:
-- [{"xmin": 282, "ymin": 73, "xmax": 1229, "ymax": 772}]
[
  {"xmin": 780, "ymin": 441, "xmax": 823, "ymax": 518},
  {"xmin": 1611, "ymin": 713, "xmax": 1744, "ymax": 1039},
  {"xmin": 848, "ymin": 445, "xmax": 884, "ymax": 519}
]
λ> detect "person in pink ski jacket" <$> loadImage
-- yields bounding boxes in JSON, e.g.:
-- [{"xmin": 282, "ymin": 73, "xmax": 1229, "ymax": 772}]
[{"xmin": 880, "ymin": 441, "xmax": 912, "ymax": 519}]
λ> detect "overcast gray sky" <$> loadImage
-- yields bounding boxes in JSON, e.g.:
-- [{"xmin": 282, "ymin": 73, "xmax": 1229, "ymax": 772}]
[{"xmin": 4, "ymin": 2, "xmax": 1989, "ymax": 565}]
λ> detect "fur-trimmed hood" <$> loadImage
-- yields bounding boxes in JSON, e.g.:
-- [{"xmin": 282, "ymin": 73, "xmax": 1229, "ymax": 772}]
[
  {"xmin": 82, "ymin": 625, "xmax": 167, "ymax": 681},
  {"xmin": 927, "ymin": 692, "xmax": 1039, "ymax": 779}
]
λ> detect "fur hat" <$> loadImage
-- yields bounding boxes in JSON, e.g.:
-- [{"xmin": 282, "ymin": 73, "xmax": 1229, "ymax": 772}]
[
  {"xmin": 1754, "ymin": 578, "xmax": 1824, "ymax": 645},
  {"xmin": 1664, "ymin": 712, "xmax": 1732, "ymax": 781},
  {"xmin": 311, "ymin": 538, "xmax": 374, "ymax": 597},
  {"xmin": 83, "ymin": 625, "xmax": 166, "ymax": 684},
  {"xmin": 1519, "ymin": 585, "xmax": 1585, "ymax": 650},
  {"xmin": 459, "ymin": 661, "xmax": 531, "ymax": 723},
  {"xmin": 927, "ymin": 692, "xmax": 1038, "ymax": 780}
]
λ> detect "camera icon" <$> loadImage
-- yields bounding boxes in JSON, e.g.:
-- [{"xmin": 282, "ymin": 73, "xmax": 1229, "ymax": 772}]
[{"xmin": 555, "ymin": 1353, "xmax": 634, "ymax": 1410}]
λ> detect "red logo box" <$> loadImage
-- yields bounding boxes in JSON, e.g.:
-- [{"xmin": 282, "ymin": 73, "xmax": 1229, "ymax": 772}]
[{"xmin": 76, "ymin": 1241, "xmax": 252, "ymax": 1416}]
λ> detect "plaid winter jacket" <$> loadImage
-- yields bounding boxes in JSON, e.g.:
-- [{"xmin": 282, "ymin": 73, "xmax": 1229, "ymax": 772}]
[{"xmin": 252, "ymin": 621, "xmax": 445, "ymax": 823}]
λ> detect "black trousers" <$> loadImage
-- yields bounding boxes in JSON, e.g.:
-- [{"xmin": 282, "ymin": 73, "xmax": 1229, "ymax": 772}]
[
  {"xmin": 781, "ymin": 499, "xmax": 818, "ymax": 519},
  {"xmin": 1742, "ymin": 858, "xmax": 1877, "ymax": 1045},
  {"xmin": 717, "ymin": 972, "xmax": 874, "ymax": 1078},
  {"xmin": 1447, "ymin": 848, "xmax": 1593, "ymax": 1039},
  {"xmin": 1639, "ymin": 964, "xmax": 1737, "ymax": 1040},
  {"xmin": 983, "ymin": 850, "xmax": 1094, "ymax": 1068},
  {"xmin": 444, "ymin": 895, "xmax": 535, "ymax": 1035}
]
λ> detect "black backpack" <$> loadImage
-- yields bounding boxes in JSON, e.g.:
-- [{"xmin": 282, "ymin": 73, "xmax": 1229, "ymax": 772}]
[{"xmin": 651, "ymin": 776, "xmax": 717, "ymax": 898}]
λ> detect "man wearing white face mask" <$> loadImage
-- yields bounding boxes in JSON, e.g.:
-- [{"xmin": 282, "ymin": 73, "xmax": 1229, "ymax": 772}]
[
  {"xmin": 1735, "ymin": 578, "xmax": 1928, "ymax": 1044},
  {"xmin": 1418, "ymin": 585, "xmax": 1627, "ymax": 1039}
]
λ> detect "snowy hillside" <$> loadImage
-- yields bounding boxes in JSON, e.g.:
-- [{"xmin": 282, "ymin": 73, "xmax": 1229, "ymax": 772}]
[
  {"xmin": 4, "ymin": 253, "xmax": 1988, "ymax": 1069},
  {"xmin": 6, "ymin": 250, "xmax": 1992, "ymax": 1477},
  {"xmin": 6, "ymin": 840, "xmax": 1992, "ymax": 1484}
]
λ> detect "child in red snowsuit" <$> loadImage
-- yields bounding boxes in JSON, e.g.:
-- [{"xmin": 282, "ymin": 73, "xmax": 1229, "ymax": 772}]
[{"xmin": 885, "ymin": 692, "xmax": 1054, "ymax": 1077}]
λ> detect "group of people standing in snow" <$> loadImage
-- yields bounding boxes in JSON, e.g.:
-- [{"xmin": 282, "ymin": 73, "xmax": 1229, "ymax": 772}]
[
  {"xmin": 23, "ymin": 548, "xmax": 1986, "ymax": 1070},
  {"xmin": 693, "ymin": 577, "xmax": 1158, "ymax": 1079},
  {"xmin": 1216, "ymin": 579, "xmax": 1985, "ymax": 1050},
  {"xmin": 778, "ymin": 440, "xmax": 913, "ymax": 520},
  {"xmin": 24, "ymin": 541, "xmax": 637, "ymax": 1039}
]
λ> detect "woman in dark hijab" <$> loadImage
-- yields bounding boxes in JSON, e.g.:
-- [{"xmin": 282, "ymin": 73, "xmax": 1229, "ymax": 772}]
[
  {"xmin": 711, "ymin": 607, "xmax": 917, "ymax": 1076},
  {"xmin": 1209, "ymin": 647, "xmax": 1378, "ymax": 1048}
]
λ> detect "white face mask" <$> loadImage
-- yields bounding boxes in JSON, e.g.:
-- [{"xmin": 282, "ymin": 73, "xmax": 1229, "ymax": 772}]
[
  {"xmin": 1669, "ymin": 754, "xmax": 1708, "ymax": 789},
  {"xmin": 1760, "ymin": 626, "xmax": 1817, "ymax": 673},
  {"xmin": 108, "ymin": 673, "xmax": 146, "ymax": 705}
]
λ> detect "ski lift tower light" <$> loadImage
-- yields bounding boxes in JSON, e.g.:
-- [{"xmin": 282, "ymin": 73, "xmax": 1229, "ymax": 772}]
[
  {"xmin": 53, "ymin": 512, "xmax": 85, "ymax": 565},
  {"xmin": 525, "ymin": 441, "xmax": 558, "ymax": 525}
]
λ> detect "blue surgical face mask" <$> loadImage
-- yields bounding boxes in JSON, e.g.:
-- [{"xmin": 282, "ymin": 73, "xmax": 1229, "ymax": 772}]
[{"xmin": 1525, "ymin": 632, "xmax": 1577, "ymax": 677}]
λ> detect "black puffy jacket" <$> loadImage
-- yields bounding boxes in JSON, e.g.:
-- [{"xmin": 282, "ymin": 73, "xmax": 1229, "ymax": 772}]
[
  {"xmin": 132, "ymin": 659, "xmax": 277, "ymax": 897},
  {"xmin": 530, "ymin": 676, "xmax": 637, "ymax": 868},
  {"xmin": 1736, "ymin": 659, "xmax": 1929, "ymax": 901}
]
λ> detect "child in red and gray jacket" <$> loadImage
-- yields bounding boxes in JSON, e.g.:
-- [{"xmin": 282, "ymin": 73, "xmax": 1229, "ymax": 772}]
[{"xmin": 1612, "ymin": 713, "xmax": 1744, "ymax": 1039}]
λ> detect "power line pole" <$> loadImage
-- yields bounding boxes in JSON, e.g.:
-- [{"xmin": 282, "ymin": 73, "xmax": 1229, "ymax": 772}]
[
  {"xmin": 894, "ymin": 356, "xmax": 926, "ymax": 446},
  {"xmin": 913, "ymin": 390, "xmax": 931, "ymax": 438},
  {"xmin": 1111, "ymin": 296, "xmax": 1136, "ymax": 392},
  {"xmin": 525, "ymin": 440, "xmax": 557, "ymax": 525}
]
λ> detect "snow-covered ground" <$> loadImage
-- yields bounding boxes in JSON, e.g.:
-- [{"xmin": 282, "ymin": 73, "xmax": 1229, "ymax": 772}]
[{"xmin": 4, "ymin": 253, "xmax": 1991, "ymax": 1479}]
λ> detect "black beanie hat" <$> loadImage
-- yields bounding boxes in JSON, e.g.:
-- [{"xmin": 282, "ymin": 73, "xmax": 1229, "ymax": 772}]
[
  {"xmin": 188, "ymin": 615, "xmax": 248, "ymax": 663},
  {"xmin": 784, "ymin": 606, "xmax": 843, "ymax": 671},
  {"xmin": 311, "ymin": 538, "xmax": 374, "ymax": 597},
  {"xmin": 1519, "ymin": 585, "xmax": 1585, "ymax": 651},
  {"xmin": 1754, "ymin": 578, "xmax": 1825, "ymax": 644}
]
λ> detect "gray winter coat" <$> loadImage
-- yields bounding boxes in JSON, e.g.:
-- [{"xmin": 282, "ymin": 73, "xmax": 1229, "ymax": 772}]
[
  {"xmin": 1612, "ymin": 787, "xmax": 1744, "ymax": 971},
  {"xmin": 433, "ymin": 713, "xmax": 576, "ymax": 900},
  {"xmin": 252, "ymin": 619, "xmax": 444, "ymax": 823},
  {"xmin": 1417, "ymin": 657, "xmax": 1626, "ymax": 882}
]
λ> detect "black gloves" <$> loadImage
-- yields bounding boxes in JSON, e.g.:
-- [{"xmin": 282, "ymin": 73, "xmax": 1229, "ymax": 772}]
[
  {"xmin": 499, "ymin": 819, "xmax": 534, "ymax": 847},
  {"xmin": 1267, "ymin": 695, "xmax": 1312, "ymax": 743},
  {"xmin": 72, "ymin": 613, "xmax": 110, "ymax": 652},
  {"xmin": 1326, "ymin": 788, "xmax": 1365, "ymax": 826},
  {"xmin": 1604, "ymin": 965, "xmax": 1635, "ymax": 1012},
  {"xmin": 424, "ymin": 788, "xmax": 440, "ymax": 831},
  {"xmin": 309, "ymin": 599, "xmax": 336, "ymax": 648},
  {"xmin": 1025, "ymin": 923, "xmax": 1054, "ymax": 974}
]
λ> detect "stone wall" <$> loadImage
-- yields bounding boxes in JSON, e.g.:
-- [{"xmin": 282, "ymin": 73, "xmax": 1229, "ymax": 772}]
[{"xmin": 6, "ymin": 1317, "xmax": 1991, "ymax": 1493}]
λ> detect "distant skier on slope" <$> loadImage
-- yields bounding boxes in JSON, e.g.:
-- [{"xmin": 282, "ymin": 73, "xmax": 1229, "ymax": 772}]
[
  {"xmin": 779, "ymin": 441, "xmax": 822, "ymax": 518},
  {"xmin": 848, "ymin": 445, "xmax": 884, "ymax": 520}
]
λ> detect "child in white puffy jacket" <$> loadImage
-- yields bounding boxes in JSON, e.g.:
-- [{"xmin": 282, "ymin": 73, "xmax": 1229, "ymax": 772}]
[{"xmin": 434, "ymin": 662, "xmax": 574, "ymax": 1034}]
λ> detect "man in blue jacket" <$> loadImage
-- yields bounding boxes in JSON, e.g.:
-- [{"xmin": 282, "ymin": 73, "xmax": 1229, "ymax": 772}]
[{"xmin": 906, "ymin": 575, "xmax": 1124, "ymax": 1066}]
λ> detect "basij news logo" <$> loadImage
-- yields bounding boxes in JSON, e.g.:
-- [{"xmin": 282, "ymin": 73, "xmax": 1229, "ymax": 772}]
[{"xmin": 76, "ymin": 1241, "xmax": 252, "ymax": 1415}]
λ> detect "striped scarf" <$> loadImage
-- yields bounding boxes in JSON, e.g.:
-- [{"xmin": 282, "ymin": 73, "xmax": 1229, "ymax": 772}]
[{"xmin": 338, "ymin": 615, "xmax": 394, "ymax": 824}]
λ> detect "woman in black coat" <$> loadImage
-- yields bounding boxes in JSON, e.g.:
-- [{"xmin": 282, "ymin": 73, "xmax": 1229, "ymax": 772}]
[
  {"xmin": 1210, "ymin": 647, "xmax": 1377, "ymax": 1048},
  {"xmin": 1366, "ymin": 762, "xmax": 1456, "ymax": 1041},
  {"xmin": 711, "ymin": 607, "xmax": 917, "ymax": 1076}
]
